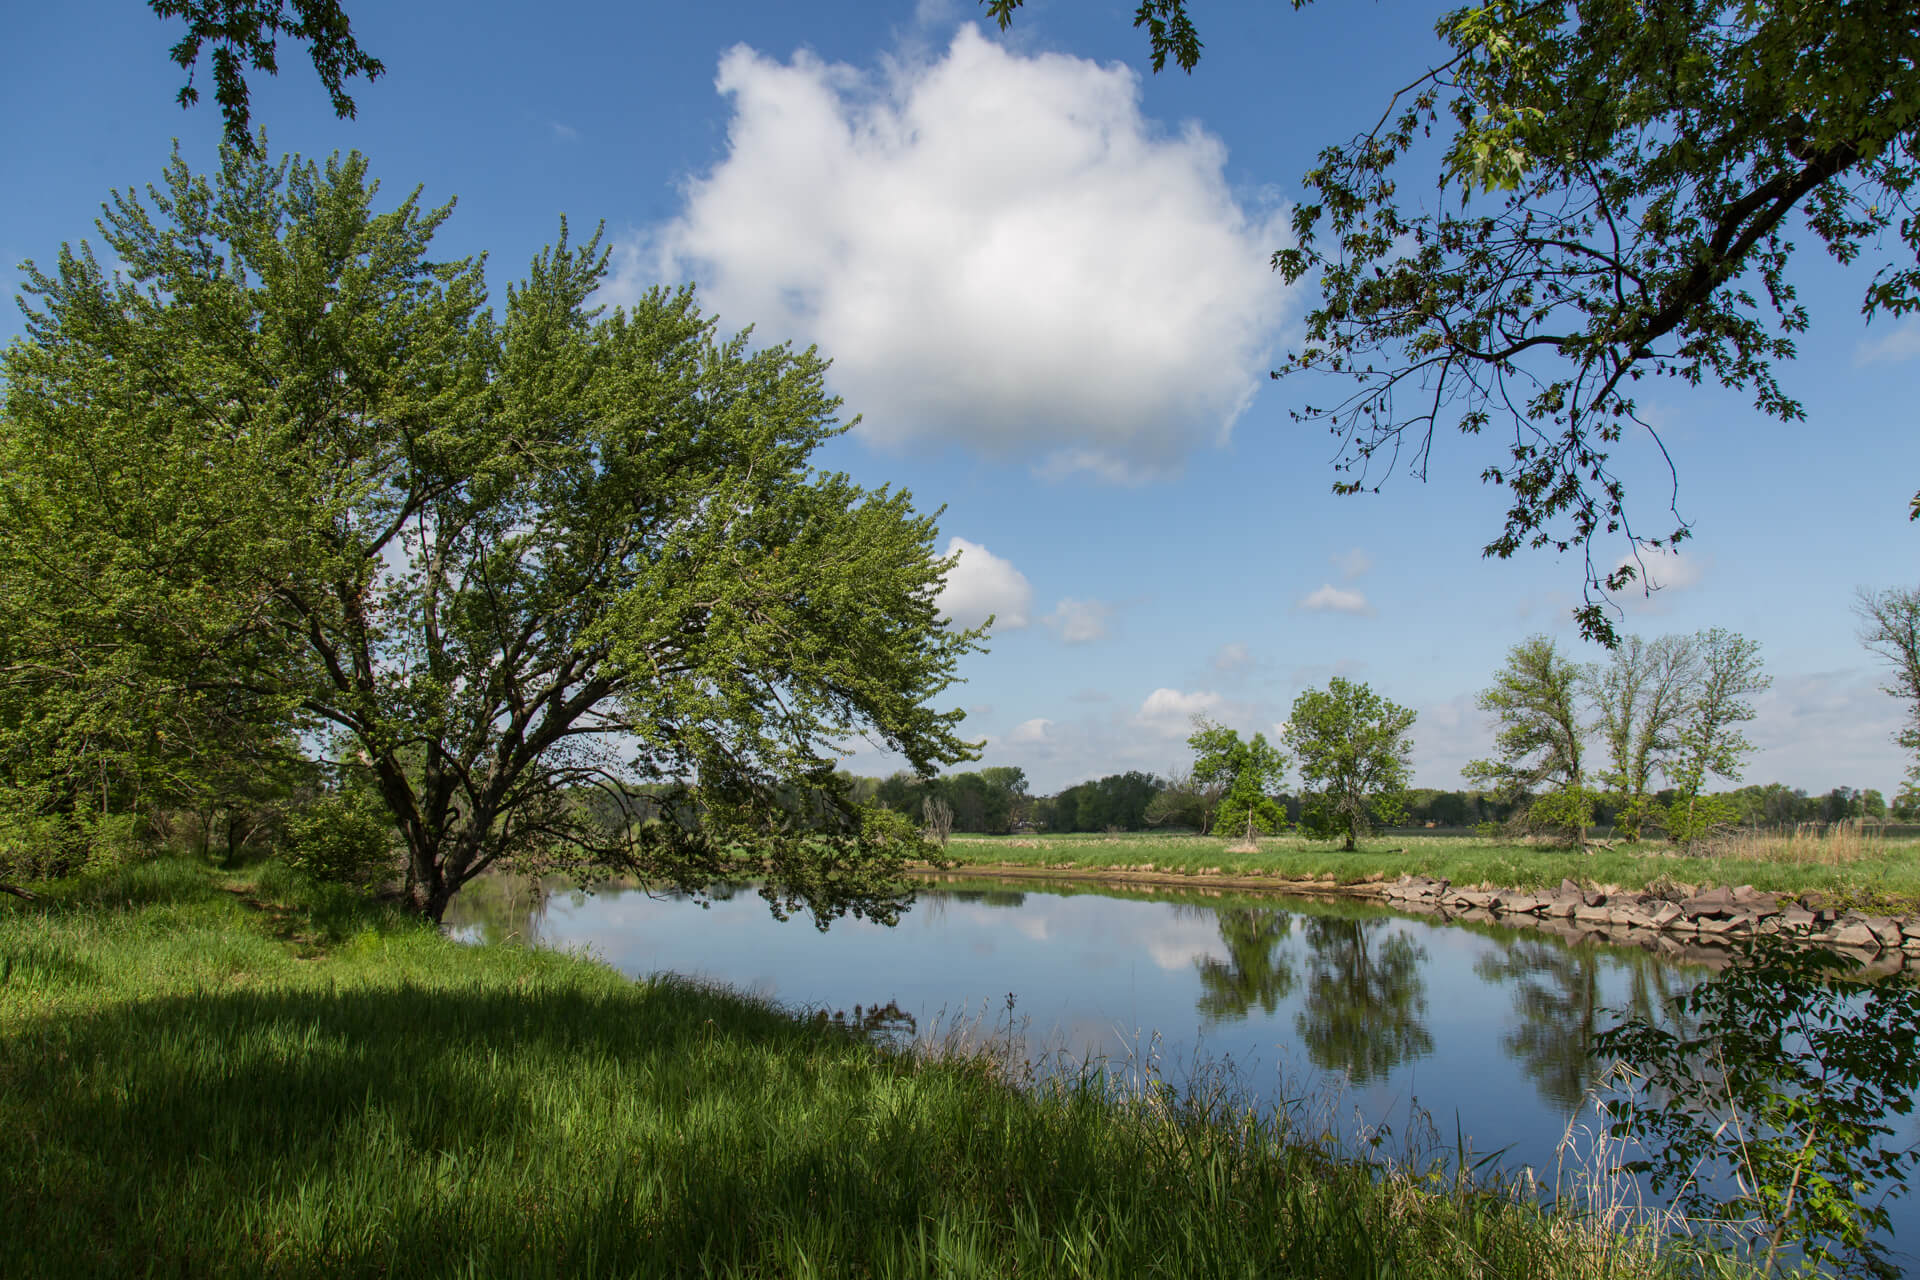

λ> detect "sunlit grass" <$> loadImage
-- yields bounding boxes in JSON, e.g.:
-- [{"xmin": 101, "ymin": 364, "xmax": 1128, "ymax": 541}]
[
  {"xmin": 0, "ymin": 855, "xmax": 1691, "ymax": 1278},
  {"xmin": 931, "ymin": 831, "xmax": 1920, "ymax": 912}
]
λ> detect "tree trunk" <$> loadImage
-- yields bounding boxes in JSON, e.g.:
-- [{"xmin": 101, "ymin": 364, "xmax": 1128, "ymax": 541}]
[{"xmin": 0, "ymin": 882, "xmax": 36, "ymax": 902}]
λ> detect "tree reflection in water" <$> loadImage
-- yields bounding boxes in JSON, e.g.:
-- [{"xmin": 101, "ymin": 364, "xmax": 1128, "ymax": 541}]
[
  {"xmin": 1296, "ymin": 917, "xmax": 1434, "ymax": 1083},
  {"xmin": 1474, "ymin": 938, "xmax": 1692, "ymax": 1110},
  {"xmin": 1194, "ymin": 908, "xmax": 1298, "ymax": 1022},
  {"xmin": 446, "ymin": 874, "xmax": 553, "ymax": 947}
]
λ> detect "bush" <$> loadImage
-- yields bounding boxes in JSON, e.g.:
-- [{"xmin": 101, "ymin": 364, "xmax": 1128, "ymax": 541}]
[{"xmin": 283, "ymin": 793, "xmax": 395, "ymax": 890}]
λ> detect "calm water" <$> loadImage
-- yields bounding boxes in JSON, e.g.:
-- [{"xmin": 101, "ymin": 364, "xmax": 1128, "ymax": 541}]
[{"xmin": 446, "ymin": 873, "xmax": 1919, "ymax": 1264}]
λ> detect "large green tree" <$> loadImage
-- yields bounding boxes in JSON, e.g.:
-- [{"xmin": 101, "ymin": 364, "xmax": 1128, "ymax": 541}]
[
  {"xmin": 1283, "ymin": 677, "xmax": 1416, "ymax": 851},
  {"xmin": 1665, "ymin": 628, "xmax": 1769, "ymax": 845},
  {"xmin": 987, "ymin": 0, "xmax": 1920, "ymax": 643},
  {"xmin": 1188, "ymin": 718, "xmax": 1288, "ymax": 844},
  {"xmin": 1588, "ymin": 633, "xmax": 1699, "ymax": 838},
  {"xmin": 1465, "ymin": 635, "xmax": 1592, "ymax": 844},
  {"xmin": 0, "ymin": 146, "xmax": 980, "ymax": 921}
]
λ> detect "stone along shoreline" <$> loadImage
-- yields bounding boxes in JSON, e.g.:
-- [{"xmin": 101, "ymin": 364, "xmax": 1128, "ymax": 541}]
[{"xmin": 1380, "ymin": 875, "xmax": 1920, "ymax": 971}]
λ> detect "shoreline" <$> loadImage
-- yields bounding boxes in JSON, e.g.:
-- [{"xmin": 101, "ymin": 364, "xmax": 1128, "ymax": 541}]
[{"xmin": 909, "ymin": 860, "xmax": 1920, "ymax": 972}]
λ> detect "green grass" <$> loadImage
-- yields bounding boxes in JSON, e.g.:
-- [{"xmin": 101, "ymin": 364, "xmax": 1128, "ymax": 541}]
[
  {"xmin": 0, "ymin": 855, "xmax": 1688, "ymax": 1279},
  {"xmin": 929, "ymin": 832, "xmax": 1920, "ymax": 913}
]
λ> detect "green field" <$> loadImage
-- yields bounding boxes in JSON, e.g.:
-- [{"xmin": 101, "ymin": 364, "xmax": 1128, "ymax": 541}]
[
  {"xmin": 926, "ymin": 830, "xmax": 1920, "ymax": 914},
  {"xmin": 0, "ymin": 855, "xmax": 1688, "ymax": 1279}
]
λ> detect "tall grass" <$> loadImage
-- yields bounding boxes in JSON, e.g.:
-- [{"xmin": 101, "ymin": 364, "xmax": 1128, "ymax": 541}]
[{"xmin": 0, "ymin": 855, "xmax": 1694, "ymax": 1278}]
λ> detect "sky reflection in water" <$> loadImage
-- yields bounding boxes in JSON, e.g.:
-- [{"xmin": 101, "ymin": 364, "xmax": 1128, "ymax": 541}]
[{"xmin": 448, "ymin": 875, "xmax": 1720, "ymax": 1176}]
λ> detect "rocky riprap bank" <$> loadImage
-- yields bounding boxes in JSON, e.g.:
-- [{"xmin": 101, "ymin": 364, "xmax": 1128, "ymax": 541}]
[{"xmin": 1382, "ymin": 875, "xmax": 1920, "ymax": 971}]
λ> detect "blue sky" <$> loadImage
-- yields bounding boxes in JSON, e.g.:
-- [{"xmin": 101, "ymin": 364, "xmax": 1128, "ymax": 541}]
[{"xmin": 5, "ymin": 0, "xmax": 1916, "ymax": 794}]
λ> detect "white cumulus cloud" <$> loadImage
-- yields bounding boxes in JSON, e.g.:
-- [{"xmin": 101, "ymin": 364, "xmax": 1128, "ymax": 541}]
[
  {"xmin": 1045, "ymin": 597, "xmax": 1114, "ymax": 644},
  {"xmin": 622, "ymin": 25, "xmax": 1291, "ymax": 479},
  {"xmin": 1007, "ymin": 717, "xmax": 1053, "ymax": 745},
  {"xmin": 1298, "ymin": 584, "xmax": 1372, "ymax": 615},
  {"xmin": 937, "ymin": 537, "xmax": 1032, "ymax": 630},
  {"xmin": 1135, "ymin": 687, "xmax": 1223, "ymax": 738}
]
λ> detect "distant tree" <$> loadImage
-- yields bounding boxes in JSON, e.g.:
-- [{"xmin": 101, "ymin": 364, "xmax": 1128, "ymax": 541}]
[
  {"xmin": 1189, "ymin": 718, "xmax": 1288, "ymax": 844},
  {"xmin": 1856, "ymin": 586, "xmax": 1920, "ymax": 794},
  {"xmin": 1141, "ymin": 766, "xmax": 1209, "ymax": 832},
  {"xmin": 149, "ymin": 0, "xmax": 383, "ymax": 150},
  {"xmin": 1667, "ymin": 629, "xmax": 1770, "ymax": 848},
  {"xmin": 1283, "ymin": 678, "xmax": 1416, "ymax": 851},
  {"xmin": 1466, "ymin": 636, "xmax": 1593, "ymax": 845},
  {"xmin": 1589, "ymin": 634, "xmax": 1699, "ymax": 839}
]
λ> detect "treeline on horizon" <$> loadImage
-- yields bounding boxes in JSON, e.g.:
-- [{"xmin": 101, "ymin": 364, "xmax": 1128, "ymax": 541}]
[{"xmin": 829, "ymin": 768, "xmax": 1913, "ymax": 837}]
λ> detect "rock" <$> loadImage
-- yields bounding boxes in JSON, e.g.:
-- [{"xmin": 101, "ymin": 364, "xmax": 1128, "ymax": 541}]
[
  {"xmin": 1501, "ymin": 893, "xmax": 1546, "ymax": 915},
  {"xmin": 1573, "ymin": 903, "xmax": 1612, "ymax": 925},
  {"xmin": 1900, "ymin": 918, "xmax": 1920, "ymax": 941},
  {"xmin": 1827, "ymin": 922, "xmax": 1880, "ymax": 950},
  {"xmin": 1781, "ymin": 906, "xmax": 1818, "ymax": 931},
  {"xmin": 1867, "ymin": 917, "xmax": 1905, "ymax": 949},
  {"xmin": 1608, "ymin": 907, "xmax": 1654, "ymax": 929},
  {"xmin": 1730, "ymin": 886, "xmax": 1780, "ymax": 917},
  {"xmin": 1681, "ymin": 892, "xmax": 1742, "ymax": 920},
  {"xmin": 1454, "ymin": 889, "xmax": 1495, "ymax": 910},
  {"xmin": 1559, "ymin": 877, "xmax": 1583, "ymax": 899},
  {"xmin": 1648, "ymin": 902, "xmax": 1684, "ymax": 929}
]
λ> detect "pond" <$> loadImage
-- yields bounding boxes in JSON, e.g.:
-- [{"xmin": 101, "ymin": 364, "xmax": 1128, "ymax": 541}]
[{"xmin": 446, "ymin": 871, "xmax": 1920, "ymax": 1265}]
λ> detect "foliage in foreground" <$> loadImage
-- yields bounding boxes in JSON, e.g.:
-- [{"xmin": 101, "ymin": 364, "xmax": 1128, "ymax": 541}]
[
  {"xmin": 0, "ymin": 856, "xmax": 1673, "ymax": 1279},
  {"xmin": 1596, "ymin": 941, "xmax": 1920, "ymax": 1280}
]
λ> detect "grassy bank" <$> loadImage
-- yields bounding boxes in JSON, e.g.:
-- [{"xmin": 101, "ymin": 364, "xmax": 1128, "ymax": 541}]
[
  {"xmin": 0, "ymin": 856, "xmax": 1680, "ymax": 1279},
  {"xmin": 927, "ymin": 831, "xmax": 1920, "ymax": 914}
]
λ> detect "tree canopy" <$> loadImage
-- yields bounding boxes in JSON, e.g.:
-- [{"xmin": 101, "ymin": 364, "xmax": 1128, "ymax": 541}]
[
  {"xmin": 1466, "ymin": 635, "xmax": 1591, "ymax": 841},
  {"xmin": 0, "ymin": 146, "xmax": 980, "ymax": 920},
  {"xmin": 987, "ymin": 0, "xmax": 1920, "ymax": 644},
  {"xmin": 1283, "ymin": 677, "xmax": 1416, "ymax": 851},
  {"xmin": 1188, "ymin": 718, "xmax": 1288, "ymax": 843}
]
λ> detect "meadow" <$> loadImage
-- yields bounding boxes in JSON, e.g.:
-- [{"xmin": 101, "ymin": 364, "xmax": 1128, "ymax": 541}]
[
  {"xmin": 0, "ymin": 854, "xmax": 1691, "ymax": 1279},
  {"xmin": 926, "ymin": 828, "xmax": 1920, "ymax": 914}
]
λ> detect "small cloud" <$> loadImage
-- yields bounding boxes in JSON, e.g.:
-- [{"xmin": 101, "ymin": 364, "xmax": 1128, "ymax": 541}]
[
  {"xmin": 1331, "ymin": 548, "xmax": 1372, "ymax": 580},
  {"xmin": 550, "ymin": 121, "xmax": 580, "ymax": 142},
  {"xmin": 1135, "ymin": 687, "xmax": 1222, "ymax": 738},
  {"xmin": 1007, "ymin": 717, "xmax": 1053, "ymax": 745},
  {"xmin": 1298, "ymin": 584, "xmax": 1373, "ymax": 615},
  {"xmin": 1854, "ymin": 318, "xmax": 1920, "ymax": 368},
  {"xmin": 1613, "ymin": 545, "xmax": 1703, "ymax": 600},
  {"xmin": 1067, "ymin": 687, "xmax": 1113, "ymax": 704},
  {"xmin": 1045, "ymin": 597, "xmax": 1114, "ymax": 644},
  {"xmin": 937, "ymin": 537, "xmax": 1032, "ymax": 630},
  {"xmin": 966, "ymin": 704, "xmax": 995, "ymax": 718},
  {"xmin": 1210, "ymin": 642, "xmax": 1254, "ymax": 675}
]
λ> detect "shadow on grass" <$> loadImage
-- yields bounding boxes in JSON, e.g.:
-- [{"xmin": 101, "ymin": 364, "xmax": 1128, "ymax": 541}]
[{"xmin": 0, "ymin": 968, "xmax": 1606, "ymax": 1280}]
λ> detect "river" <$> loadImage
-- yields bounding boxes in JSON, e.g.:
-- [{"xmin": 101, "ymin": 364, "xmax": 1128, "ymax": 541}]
[{"xmin": 446, "ymin": 871, "xmax": 1919, "ymax": 1269}]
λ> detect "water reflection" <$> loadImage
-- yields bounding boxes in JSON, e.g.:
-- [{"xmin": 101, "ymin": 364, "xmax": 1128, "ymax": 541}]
[
  {"xmin": 1296, "ymin": 917, "xmax": 1433, "ymax": 1084},
  {"xmin": 1194, "ymin": 908, "xmax": 1297, "ymax": 1022},
  {"xmin": 1474, "ymin": 938, "xmax": 1694, "ymax": 1108}
]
